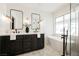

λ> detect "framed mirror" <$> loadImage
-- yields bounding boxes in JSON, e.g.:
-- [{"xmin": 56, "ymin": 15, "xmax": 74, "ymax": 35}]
[
  {"xmin": 31, "ymin": 13, "xmax": 40, "ymax": 32},
  {"xmin": 10, "ymin": 9, "xmax": 23, "ymax": 30}
]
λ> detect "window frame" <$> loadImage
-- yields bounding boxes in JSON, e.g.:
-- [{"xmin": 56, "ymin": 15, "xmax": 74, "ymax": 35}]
[{"xmin": 55, "ymin": 11, "xmax": 77, "ymax": 36}]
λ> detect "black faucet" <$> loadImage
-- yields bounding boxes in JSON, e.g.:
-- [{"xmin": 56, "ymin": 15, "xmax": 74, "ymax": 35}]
[
  {"xmin": 61, "ymin": 30, "xmax": 68, "ymax": 56},
  {"xmin": 15, "ymin": 29, "xmax": 17, "ymax": 33}
]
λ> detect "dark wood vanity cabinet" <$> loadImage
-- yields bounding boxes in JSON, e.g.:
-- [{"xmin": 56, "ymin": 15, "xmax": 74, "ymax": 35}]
[
  {"xmin": 31, "ymin": 34, "xmax": 37, "ymax": 50},
  {"xmin": 9, "ymin": 35, "xmax": 23, "ymax": 55},
  {"xmin": 8, "ymin": 40, "xmax": 16, "ymax": 55},
  {"xmin": 0, "ymin": 36, "xmax": 10, "ymax": 56},
  {"xmin": 37, "ymin": 34, "xmax": 44, "ymax": 49},
  {"xmin": 0, "ymin": 34, "xmax": 44, "ymax": 56},
  {"xmin": 15, "ymin": 35, "xmax": 23, "ymax": 54},
  {"xmin": 23, "ymin": 35, "xmax": 32, "ymax": 52}
]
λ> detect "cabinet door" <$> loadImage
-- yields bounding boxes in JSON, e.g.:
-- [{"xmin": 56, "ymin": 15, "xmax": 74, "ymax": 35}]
[
  {"xmin": 40, "ymin": 34, "xmax": 44, "ymax": 48},
  {"xmin": 8, "ymin": 40, "xmax": 16, "ymax": 55},
  {"xmin": 23, "ymin": 35, "xmax": 31, "ymax": 52},
  {"xmin": 31, "ymin": 34, "xmax": 37, "ymax": 50},
  {"xmin": 16, "ymin": 35, "xmax": 23, "ymax": 54},
  {"xmin": 37, "ymin": 34, "xmax": 44, "ymax": 49},
  {"xmin": 0, "ymin": 37, "xmax": 1, "ymax": 54},
  {"xmin": 0, "ymin": 36, "xmax": 10, "ymax": 56}
]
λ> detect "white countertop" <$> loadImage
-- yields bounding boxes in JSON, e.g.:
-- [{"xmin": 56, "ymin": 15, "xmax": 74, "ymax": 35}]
[{"xmin": 0, "ymin": 32, "xmax": 44, "ymax": 36}]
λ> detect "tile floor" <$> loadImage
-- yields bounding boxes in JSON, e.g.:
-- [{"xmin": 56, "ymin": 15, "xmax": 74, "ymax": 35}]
[{"xmin": 18, "ymin": 38, "xmax": 62, "ymax": 56}]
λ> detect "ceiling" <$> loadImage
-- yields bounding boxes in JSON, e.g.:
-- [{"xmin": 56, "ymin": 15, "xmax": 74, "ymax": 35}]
[{"xmin": 6, "ymin": 3, "xmax": 69, "ymax": 13}]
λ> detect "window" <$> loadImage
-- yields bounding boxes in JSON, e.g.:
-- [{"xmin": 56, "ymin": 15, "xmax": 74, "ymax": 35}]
[
  {"xmin": 64, "ymin": 14, "xmax": 70, "ymax": 35},
  {"xmin": 56, "ymin": 16, "xmax": 63, "ymax": 34},
  {"xmin": 71, "ymin": 12, "xmax": 76, "ymax": 36},
  {"xmin": 56, "ymin": 12, "xmax": 77, "ymax": 36}
]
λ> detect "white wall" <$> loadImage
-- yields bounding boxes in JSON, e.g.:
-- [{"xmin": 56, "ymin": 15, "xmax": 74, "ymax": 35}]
[
  {"xmin": 40, "ymin": 13, "xmax": 53, "ymax": 36},
  {"xmin": 0, "ymin": 3, "xmax": 54, "ymax": 35},
  {"xmin": 0, "ymin": 3, "xmax": 10, "ymax": 33}
]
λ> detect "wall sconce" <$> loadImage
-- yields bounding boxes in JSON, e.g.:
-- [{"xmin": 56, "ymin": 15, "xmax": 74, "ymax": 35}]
[
  {"xmin": 0, "ymin": 15, "xmax": 12, "ymax": 33},
  {"xmin": 2, "ymin": 15, "xmax": 12, "ymax": 23},
  {"xmin": 23, "ymin": 17, "xmax": 31, "ymax": 27}
]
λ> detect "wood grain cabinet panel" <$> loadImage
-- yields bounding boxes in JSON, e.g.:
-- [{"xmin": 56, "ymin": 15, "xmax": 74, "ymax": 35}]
[
  {"xmin": 0, "ymin": 36, "xmax": 10, "ymax": 56},
  {"xmin": 16, "ymin": 35, "xmax": 23, "ymax": 54},
  {"xmin": 37, "ymin": 34, "xmax": 44, "ymax": 49},
  {"xmin": 31, "ymin": 34, "xmax": 37, "ymax": 50},
  {"xmin": 23, "ymin": 35, "xmax": 32, "ymax": 52},
  {"xmin": 0, "ymin": 34, "xmax": 44, "ymax": 56},
  {"xmin": 8, "ymin": 40, "xmax": 16, "ymax": 55}
]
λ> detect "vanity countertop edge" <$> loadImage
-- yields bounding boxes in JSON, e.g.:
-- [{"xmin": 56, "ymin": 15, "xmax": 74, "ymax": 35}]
[{"xmin": 0, "ymin": 32, "xmax": 44, "ymax": 36}]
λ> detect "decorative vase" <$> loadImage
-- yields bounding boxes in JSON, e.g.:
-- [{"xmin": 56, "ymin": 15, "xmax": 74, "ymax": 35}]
[{"xmin": 25, "ymin": 27, "xmax": 29, "ymax": 33}]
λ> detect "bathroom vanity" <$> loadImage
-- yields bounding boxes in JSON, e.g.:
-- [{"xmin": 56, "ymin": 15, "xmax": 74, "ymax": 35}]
[{"xmin": 0, "ymin": 33, "xmax": 44, "ymax": 56}]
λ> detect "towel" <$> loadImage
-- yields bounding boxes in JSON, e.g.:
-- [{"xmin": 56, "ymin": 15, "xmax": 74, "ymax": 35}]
[
  {"xmin": 37, "ymin": 33, "xmax": 40, "ymax": 38},
  {"xmin": 10, "ymin": 33, "xmax": 16, "ymax": 40}
]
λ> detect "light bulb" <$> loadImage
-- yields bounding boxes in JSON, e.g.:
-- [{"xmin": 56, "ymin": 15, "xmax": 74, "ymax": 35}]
[{"xmin": 1, "ymin": 15, "xmax": 11, "ymax": 23}]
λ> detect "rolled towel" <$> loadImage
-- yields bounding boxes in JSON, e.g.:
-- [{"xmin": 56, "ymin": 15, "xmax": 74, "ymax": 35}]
[
  {"xmin": 10, "ymin": 33, "xmax": 16, "ymax": 40},
  {"xmin": 37, "ymin": 33, "xmax": 40, "ymax": 38}
]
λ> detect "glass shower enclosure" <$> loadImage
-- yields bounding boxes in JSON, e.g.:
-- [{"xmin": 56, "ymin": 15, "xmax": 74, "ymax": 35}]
[{"xmin": 64, "ymin": 3, "xmax": 79, "ymax": 56}]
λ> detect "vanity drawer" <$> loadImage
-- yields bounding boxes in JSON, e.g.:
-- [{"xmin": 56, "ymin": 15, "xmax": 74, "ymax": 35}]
[
  {"xmin": 24, "ymin": 35, "xmax": 31, "ymax": 42},
  {"xmin": 16, "ymin": 35, "xmax": 24, "ymax": 39}
]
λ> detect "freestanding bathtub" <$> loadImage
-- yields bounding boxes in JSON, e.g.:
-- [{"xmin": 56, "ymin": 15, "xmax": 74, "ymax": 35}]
[
  {"xmin": 46, "ymin": 35, "xmax": 74, "ymax": 55},
  {"xmin": 46, "ymin": 35, "xmax": 63, "ymax": 54}
]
